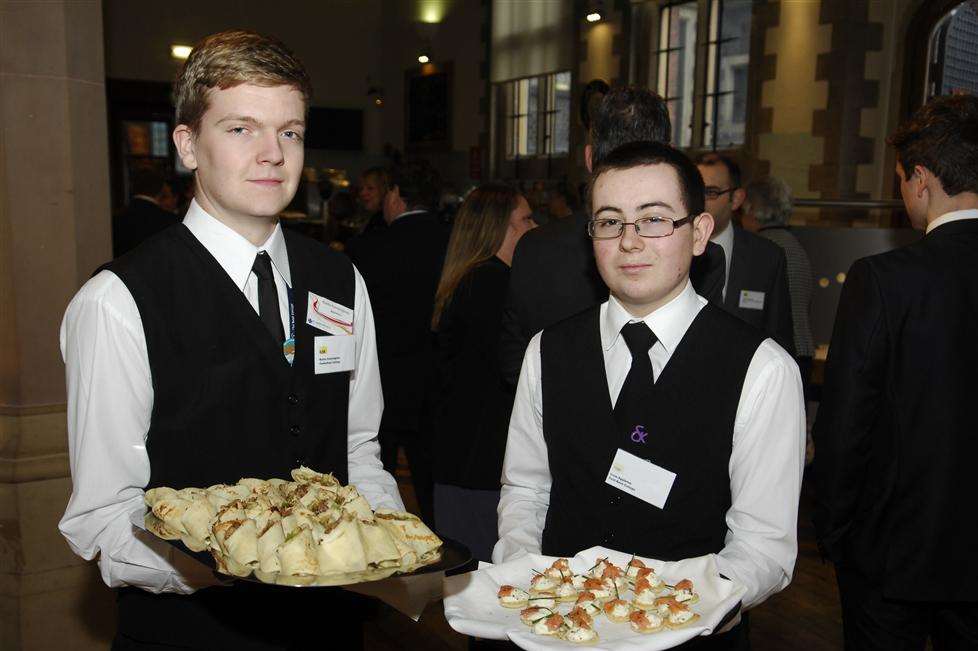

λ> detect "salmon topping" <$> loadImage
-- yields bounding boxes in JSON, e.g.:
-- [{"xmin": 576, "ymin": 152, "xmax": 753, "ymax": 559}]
[
  {"xmin": 543, "ymin": 613, "xmax": 564, "ymax": 631},
  {"xmin": 601, "ymin": 564, "xmax": 625, "ymax": 579},
  {"xmin": 497, "ymin": 585, "xmax": 517, "ymax": 598},
  {"xmin": 566, "ymin": 607, "xmax": 593, "ymax": 628}
]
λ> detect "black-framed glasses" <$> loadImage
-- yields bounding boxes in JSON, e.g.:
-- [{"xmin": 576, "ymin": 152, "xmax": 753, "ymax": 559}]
[
  {"xmin": 704, "ymin": 187, "xmax": 735, "ymax": 200},
  {"xmin": 586, "ymin": 214, "xmax": 696, "ymax": 239}
]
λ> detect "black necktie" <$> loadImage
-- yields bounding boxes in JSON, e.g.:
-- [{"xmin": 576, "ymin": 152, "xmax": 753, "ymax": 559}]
[
  {"xmin": 252, "ymin": 252, "xmax": 285, "ymax": 345},
  {"xmin": 613, "ymin": 321, "xmax": 658, "ymax": 433}
]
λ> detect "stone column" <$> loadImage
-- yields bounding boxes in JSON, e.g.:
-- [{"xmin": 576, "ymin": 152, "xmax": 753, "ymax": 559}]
[{"xmin": 1, "ymin": 1, "xmax": 115, "ymax": 648}]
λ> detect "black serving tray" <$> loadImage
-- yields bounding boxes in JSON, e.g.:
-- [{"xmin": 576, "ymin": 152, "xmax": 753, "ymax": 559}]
[{"xmin": 163, "ymin": 535, "xmax": 471, "ymax": 588}]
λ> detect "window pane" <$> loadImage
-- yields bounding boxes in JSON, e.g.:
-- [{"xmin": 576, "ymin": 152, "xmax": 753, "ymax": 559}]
[
  {"xmin": 525, "ymin": 77, "xmax": 539, "ymax": 156},
  {"xmin": 150, "ymin": 121, "xmax": 169, "ymax": 157},
  {"xmin": 938, "ymin": 2, "xmax": 978, "ymax": 96},
  {"xmin": 504, "ymin": 81, "xmax": 516, "ymax": 159},
  {"xmin": 661, "ymin": 1, "xmax": 697, "ymax": 147},
  {"xmin": 553, "ymin": 71, "xmax": 571, "ymax": 154},
  {"xmin": 716, "ymin": 0, "xmax": 752, "ymax": 147}
]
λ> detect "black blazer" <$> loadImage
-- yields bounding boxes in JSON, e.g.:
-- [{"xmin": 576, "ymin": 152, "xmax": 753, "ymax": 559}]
[
  {"xmin": 346, "ymin": 211, "xmax": 450, "ymax": 431},
  {"xmin": 499, "ymin": 210, "xmax": 726, "ymax": 385},
  {"xmin": 720, "ymin": 228, "xmax": 795, "ymax": 355},
  {"xmin": 813, "ymin": 218, "xmax": 978, "ymax": 601},
  {"xmin": 112, "ymin": 198, "xmax": 180, "ymax": 258},
  {"xmin": 432, "ymin": 257, "xmax": 515, "ymax": 489}
]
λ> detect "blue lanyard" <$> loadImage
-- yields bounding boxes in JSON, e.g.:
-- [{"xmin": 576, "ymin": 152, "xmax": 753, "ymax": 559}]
[
  {"xmin": 284, "ymin": 286, "xmax": 296, "ymax": 365},
  {"xmin": 286, "ymin": 285, "xmax": 295, "ymax": 341}
]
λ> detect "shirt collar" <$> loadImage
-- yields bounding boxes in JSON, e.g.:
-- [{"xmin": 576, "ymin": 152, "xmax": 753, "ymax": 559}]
[
  {"xmin": 713, "ymin": 221, "xmax": 734, "ymax": 265},
  {"xmin": 926, "ymin": 208, "xmax": 978, "ymax": 234},
  {"xmin": 600, "ymin": 280, "xmax": 704, "ymax": 353},
  {"xmin": 182, "ymin": 199, "xmax": 292, "ymax": 291}
]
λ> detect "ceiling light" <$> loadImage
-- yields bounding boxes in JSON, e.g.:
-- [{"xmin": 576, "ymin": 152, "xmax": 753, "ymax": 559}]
[
  {"xmin": 586, "ymin": 12, "xmax": 601, "ymax": 22},
  {"xmin": 418, "ymin": 54, "xmax": 430, "ymax": 64},
  {"xmin": 171, "ymin": 45, "xmax": 192, "ymax": 60}
]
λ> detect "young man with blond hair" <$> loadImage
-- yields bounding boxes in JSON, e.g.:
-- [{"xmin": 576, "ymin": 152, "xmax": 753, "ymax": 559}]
[{"xmin": 59, "ymin": 30, "xmax": 401, "ymax": 649}]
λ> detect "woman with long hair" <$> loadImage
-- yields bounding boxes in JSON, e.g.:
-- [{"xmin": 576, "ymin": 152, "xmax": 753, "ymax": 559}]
[{"xmin": 430, "ymin": 183, "xmax": 535, "ymax": 561}]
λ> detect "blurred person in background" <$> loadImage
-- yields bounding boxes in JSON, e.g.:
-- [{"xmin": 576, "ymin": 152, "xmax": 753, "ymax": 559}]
[
  {"xmin": 324, "ymin": 190, "xmax": 356, "ymax": 249},
  {"xmin": 814, "ymin": 93, "xmax": 978, "ymax": 651},
  {"xmin": 742, "ymin": 176, "xmax": 814, "ymax": 394},
  {"xmin": 357, "ymin": 166, "xmax": 389, "ymax": 234},
  {"xmin": 547, "ymin": 185, "xmax": 578, "ymax": 222},
  {"xmin": 430, "ymin": 184, "xmax": 535, "ymax": 561},
  {"xmin": 346, "ymin": 159, "xmax": 448, "ymax": 525},
  {"xmin": 697, "ymin": 153, "xmax": 795, "ymax": 355},
  {"xmin": 112, "ymin": 167, "xmax": 180, "ymax": 257}
]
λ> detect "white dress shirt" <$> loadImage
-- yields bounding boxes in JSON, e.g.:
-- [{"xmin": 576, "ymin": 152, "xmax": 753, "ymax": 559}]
[
  {"xmin": 493, "ymin": 280, "xmax": 805, "ymax": 610},
  {"xmin": 59, "ymin": 200, "xmax": 404, "ymax": 594},
  {"xmin": 713, "ymin": 221, "xmax": 735, "ymax": 300},
  {"xmin": 925, "ymin": 208, "xmax": 978, "ymax": 234}
]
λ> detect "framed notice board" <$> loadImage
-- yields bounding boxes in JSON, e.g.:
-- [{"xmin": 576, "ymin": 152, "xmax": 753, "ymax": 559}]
[{"xmin": 405, "ymin": 61, "xmax": 453, "ymax": 152}]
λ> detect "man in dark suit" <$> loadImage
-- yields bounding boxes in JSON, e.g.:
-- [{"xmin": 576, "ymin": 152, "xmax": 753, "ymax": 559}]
[
  {"xmin": 500, "ymin": 85, "xmax": 726, "ymax": 384},
  {"xmin": 813, "ymin": 94, "xmax": 978, "ymax": 650},
  {"xmin": 697, "ymin": 154, "xmax": 794, "ymax": 355},
  {"xmin": 345, "ymin": 160, "xmax": 448, "ymax": 524},
  {"xmin": 112, "ymin": 168, "xmax": 180, "ymax": 257}
]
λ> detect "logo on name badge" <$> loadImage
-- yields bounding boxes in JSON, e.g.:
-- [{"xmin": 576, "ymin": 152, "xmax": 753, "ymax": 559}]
[
  {"xmin": 319, "ymin": 344, "xmax": 328, "ymax": 355},
  {"xmin": 630, "ymin": 425, "xmax": 648, "ymax": 444}
]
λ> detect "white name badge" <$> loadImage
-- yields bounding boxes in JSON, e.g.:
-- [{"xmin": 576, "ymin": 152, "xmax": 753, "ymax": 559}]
[
  {"xmin": 605, "ymin": 448, "xmax": 677, "ymax": 509},
  {"xmin": 738, "ymin": 289, "xmax": 765, "ymax": 311},
  {"xmin": 306, "ymin": 292, "xmax": 354, "ymax": 335},
  {"xmin": 313, "ymin": 335, "xmax": 356, "ymax": 374}
]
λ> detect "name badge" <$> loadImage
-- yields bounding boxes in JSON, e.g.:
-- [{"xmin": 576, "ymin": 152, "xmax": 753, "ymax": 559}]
[
  {"xmin": 306, "ymin": 292, "xmax": 354, "ymax": 335},
  {"xmin": 314, "ymin": 335, "xmax": 355, "ymax": 374},
  {"xmin": 605, "ymin": 448, "xmax": 676, "ymax": 509},
  {"xmin": 738, "ymin": 290, "xmax": 765, "ymax": 310}
]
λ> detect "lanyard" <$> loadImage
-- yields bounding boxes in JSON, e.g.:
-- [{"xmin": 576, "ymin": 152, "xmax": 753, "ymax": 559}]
[{"xmin": 284, "ymin": 285, "xmax": 296, "ymax": 365}]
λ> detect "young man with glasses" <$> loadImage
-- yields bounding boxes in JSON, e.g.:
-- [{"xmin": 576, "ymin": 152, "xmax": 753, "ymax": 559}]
[
  {"xmin": 495, "ymin": 141, "xmax": 805, "ymax": 649},
  {"xmin": 697, "ymin": 154, "xmax": 795, "ymax": 355}
]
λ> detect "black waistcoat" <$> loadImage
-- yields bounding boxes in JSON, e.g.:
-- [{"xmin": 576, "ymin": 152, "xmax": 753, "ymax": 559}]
[
  {"xmin": 105, "ymin": 225, "xmax": 357, "ymax": 649},
  {"xmin": 106, "ymin": 224, "xmax": 354, "ymax": 488},
  {"xmin": 540, "ymin": 304, "xmax": 764, "ymax": 560}
]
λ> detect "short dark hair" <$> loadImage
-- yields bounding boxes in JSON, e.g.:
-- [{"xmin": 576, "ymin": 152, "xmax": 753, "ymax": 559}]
[
  {"xmin": 888, "ymin": 94, "xmax": 978, "ymax": 196},
  {"xmin": 589, "ymin": 141, "xmax": 705, "ymax": 217},
  {"xmin": 390, "ymin": 160, "xmax": 441, "ymax": 211},
  {"xmin": 589, "ymin": 86, "xmax": 671, "ymax": 167},
  {"xmin": 695, "ymin": 152, "xmax": 743, "ymax": 188}
]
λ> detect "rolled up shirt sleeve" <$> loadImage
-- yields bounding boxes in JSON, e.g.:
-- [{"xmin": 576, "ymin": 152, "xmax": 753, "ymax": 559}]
[
  {"xmin": 345, "ymin": 266, "xmax": 405, "ymax": 512},
  {"xmin": 493, "ymin": 332, "xmax": 551, "ymax": 563},
  {"xmin": 58, "ymin": 271, "xmax": 219, "ymax": 594},
  {"xmin": 716, "ymin": 338, "xmax": 806, "ymax": 609}
]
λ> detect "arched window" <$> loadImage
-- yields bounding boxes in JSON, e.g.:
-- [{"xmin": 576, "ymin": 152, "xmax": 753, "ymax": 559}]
[{"xmin": 925, "ymin": 1, "xmax": 978, "ymax": 100}]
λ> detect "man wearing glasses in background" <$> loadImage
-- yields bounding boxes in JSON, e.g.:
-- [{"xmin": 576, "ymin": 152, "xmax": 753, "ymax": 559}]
[
  {"xmin": 494, "ymin": 141, "xmax": 805, "ymax": 649},
  {"xmin": 697, "ymin": 154, "xmax": 795, "ymax": 355}
]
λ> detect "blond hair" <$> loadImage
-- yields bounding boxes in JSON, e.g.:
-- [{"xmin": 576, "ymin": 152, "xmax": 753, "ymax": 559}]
[
  {"xmin": 432, "ymin": 184, "xmax": 521, "ymax": 330},
  {"xmin": 173, "ymin": 30, "xmax": 312, "ymax": 131}
]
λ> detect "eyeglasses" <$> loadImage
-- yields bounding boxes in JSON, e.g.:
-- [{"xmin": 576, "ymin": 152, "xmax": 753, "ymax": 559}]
[
  {"xmin": 704, "ymin": 187, "xmax": 735, "ymax": 200},
  {"xmin": 587, "ymin": 214, "xmax": 696, "ymax": 239}
]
